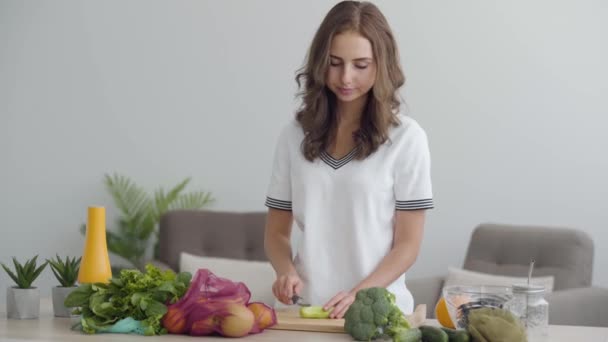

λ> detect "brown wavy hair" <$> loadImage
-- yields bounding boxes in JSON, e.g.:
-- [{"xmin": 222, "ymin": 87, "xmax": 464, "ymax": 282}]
[{"xmin": 295, "ymin": 1, "xmax": 405, "ymax": 161}]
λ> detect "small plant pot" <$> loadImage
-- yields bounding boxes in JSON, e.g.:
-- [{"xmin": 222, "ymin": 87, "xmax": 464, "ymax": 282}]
[
  {"xmin": 6, "ymin": 287, "xmax": 40, "ymax": 319},
  {"xmin": 52, "ymin": 286, "xmax": 77, "ymax": 317}
]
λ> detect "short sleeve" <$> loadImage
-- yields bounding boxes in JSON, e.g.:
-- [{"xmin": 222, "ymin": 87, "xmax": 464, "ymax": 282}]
[
  {"xmin": 265, "ymin": 125, "xmax": 292, "ymax": 211},
  {"xmin": 394, "ymin": 125, "xmax": 434, "ymax": 210}
]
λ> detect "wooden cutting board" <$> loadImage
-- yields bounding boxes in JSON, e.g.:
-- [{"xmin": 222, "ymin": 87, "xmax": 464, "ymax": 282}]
[{"xmin": 269, "ymin": 304, "xmax": 426, "ymax": 333}]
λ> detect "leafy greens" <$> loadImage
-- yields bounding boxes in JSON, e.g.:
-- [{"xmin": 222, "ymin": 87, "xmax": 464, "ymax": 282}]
[{"xmin": 64, "ymin": 264, "xmax": 191, "ymax": 335}]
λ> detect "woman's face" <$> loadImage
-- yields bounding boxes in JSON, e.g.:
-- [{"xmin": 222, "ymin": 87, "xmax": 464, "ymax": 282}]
[{"xmin": 326, "ymin": 31, "xmax": 377, "ymax": 104}]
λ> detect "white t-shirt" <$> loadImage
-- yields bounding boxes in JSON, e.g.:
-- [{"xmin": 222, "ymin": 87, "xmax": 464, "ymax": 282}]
[{"xmin": 265, "ymin": 114, "xmax": 433, "ymax": 314}]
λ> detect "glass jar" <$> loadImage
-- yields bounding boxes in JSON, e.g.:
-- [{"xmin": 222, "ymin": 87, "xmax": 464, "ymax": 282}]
[{"xmin": 508, "ymin": 284, "xmax": 549, "ymax": 341}]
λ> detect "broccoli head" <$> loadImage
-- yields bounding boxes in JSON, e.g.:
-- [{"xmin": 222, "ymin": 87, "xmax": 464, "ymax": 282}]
[{"xmin": 344, "ymin": 287, "xmax": 411, "ymax": 341}]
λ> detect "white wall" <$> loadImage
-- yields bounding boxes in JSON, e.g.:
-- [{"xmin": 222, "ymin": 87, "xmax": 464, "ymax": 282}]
[{"xmin": 1, "ymin": 0, "xmax": 606, "ymax": 304}]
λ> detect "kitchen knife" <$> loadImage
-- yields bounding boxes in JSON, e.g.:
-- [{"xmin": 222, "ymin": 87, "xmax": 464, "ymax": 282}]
[{"xmin": 291, "ymin": 294, "xmax": 311, "ymax": 307}]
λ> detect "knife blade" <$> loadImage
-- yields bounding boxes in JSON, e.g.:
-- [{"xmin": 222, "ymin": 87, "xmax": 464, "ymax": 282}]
[{"xmin": 291, "ymin": 294, "xmax": 311, "ymax": 307}]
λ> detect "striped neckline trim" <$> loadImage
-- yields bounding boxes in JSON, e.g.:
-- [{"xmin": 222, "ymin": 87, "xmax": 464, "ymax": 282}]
[{"xmin": 320, "ymin": 147, "xmax": 360, "ymax": 170}]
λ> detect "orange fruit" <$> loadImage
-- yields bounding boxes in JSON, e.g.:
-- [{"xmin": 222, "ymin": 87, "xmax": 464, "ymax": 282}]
[
  {"xmin": 162, "ymin": 307, "xmax": 188, "ymax": 334},
  {"xmin": 434, "ymin": 297, "xmax": 455, "ymax": 329}
]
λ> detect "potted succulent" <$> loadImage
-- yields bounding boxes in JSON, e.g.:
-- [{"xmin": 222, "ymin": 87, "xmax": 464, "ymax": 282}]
[
  {"xmin": 1, "ymin": 256, "xmax": 47, "ymax": 319},
  {"xmin": 47, "ymin": 255, "xmax": 81, "ymax": 317}
]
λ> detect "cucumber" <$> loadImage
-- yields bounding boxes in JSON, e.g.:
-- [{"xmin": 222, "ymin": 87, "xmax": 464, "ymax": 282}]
[
  {"xmin": 440, "ymin": 327, "xmax": 470, "ymax": 342},
  {"xmin": 420, "ymin": 325, "xmax": 449, "ymax": 342},
  {"xmin": 299, "ymin": 306, "xmax": 330, "ymax": 318},
  {"xmin": 393, "ymin": 328, "xmax": 422, "ymax": 342}
]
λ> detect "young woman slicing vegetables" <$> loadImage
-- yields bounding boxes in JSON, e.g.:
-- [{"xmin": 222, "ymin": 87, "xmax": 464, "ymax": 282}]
[{"xmin": 264, "ymin": 1, "xmax": 433, "ymax": 319}]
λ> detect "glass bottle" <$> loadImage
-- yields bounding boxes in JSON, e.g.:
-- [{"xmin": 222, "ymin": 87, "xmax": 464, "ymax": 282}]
[{"xmin": 509, "ymin": 283, "xmax": 549, "ymax": 342}]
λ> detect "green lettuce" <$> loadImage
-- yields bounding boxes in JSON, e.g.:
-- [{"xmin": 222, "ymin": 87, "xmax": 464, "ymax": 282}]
[{"xmin": 65, "ymin": 264, "xmax": 191, "ymax": 335}]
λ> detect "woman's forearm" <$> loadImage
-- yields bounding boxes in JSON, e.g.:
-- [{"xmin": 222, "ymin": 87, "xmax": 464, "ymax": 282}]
[
  {"xmin": 352, "ymin": 210, "xmax": 425, "ymax": 294},
  {"xmin": 265, "ymin": 233, "xmax": 297, "ymax": 276},
  {"xmin": 351, "ymin": 242, "xmax": 418, "ymax": 293},
  {"xmin": 264, "ymin": 209, "xmax": 297, "ymax": 276}
]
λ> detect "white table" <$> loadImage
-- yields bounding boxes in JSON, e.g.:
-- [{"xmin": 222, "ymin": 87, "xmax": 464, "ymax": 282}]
[{"xmin": 2, "ymin": 299, "xmax": 607, "ymax": 341}]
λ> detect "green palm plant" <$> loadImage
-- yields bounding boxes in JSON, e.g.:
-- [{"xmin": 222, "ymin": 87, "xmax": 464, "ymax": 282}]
[
  {"xmin": 1, "ymin": 256, "xmax": 48, "ymax": 289},
  {"xmin": 80, "ymin": 173, "xmax": 214, "ymax": 271},
  {"xmin": 47, "ymin": 255, "xmax": 81, "ymax": 287}
]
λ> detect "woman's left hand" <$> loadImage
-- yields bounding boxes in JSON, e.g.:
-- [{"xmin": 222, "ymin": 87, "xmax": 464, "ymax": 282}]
[{"xmin": 323, "ymin": 290, "xmax": 356, "ymax": 319}]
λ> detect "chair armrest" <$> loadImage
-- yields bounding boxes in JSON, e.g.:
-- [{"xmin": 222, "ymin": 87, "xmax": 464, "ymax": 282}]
[
  {"xmin": 547, "ymin": 287, "xmax": 608, "ymax": 327},
  {"xmin": 407, "ymin": 275, "xmax": 445, "ymax": 318}
]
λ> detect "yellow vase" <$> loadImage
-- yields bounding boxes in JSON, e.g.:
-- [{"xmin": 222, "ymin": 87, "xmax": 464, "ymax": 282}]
[{"xmin": 78, "ymin": 206, "xmax": 112, "ymax": 284}]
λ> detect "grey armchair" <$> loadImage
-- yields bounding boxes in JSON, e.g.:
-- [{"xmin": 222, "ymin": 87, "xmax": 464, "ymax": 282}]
[
  {"xmin": 155, "ymin": 209, "xmax": 268, "ymax": 272},
  {"xmin": 408, "ymin": 223, "xmax": 608, "ymax": 327}
]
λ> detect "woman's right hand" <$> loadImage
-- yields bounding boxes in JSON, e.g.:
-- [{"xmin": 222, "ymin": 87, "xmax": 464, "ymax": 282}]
[{"xmin": 272, "ymin": 272, "xmax": 303, "ymax": 305}]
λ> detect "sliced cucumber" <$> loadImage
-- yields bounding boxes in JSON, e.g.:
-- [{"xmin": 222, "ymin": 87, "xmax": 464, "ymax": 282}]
[{"xmin": 299, "ymin": 306, "xmax": 331, "ymax": 318}]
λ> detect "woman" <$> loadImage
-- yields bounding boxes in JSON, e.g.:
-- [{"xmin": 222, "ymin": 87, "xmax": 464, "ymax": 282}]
[{"xmin": 264, "ymin": 1, "xmax": 433, "ymax": 319}]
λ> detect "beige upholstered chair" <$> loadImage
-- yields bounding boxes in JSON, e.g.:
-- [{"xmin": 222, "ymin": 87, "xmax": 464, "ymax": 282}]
[{"xmin": 408, "ymin": 223, "xmax": 607, "ymax": 326}]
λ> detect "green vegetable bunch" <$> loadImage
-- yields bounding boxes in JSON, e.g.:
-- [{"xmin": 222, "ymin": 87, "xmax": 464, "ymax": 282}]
[
  {"xmin": 467, "ymin": 307, "xmax": 526, "ymax": 342},
  {"xmin": 1, "ymin": 256, "xmax": 47, "ymax": 289},
  {"xmin": 47, "ymin": 255, "xmax": 81, "ymax": 287},
  {"xmin": 344, "ymin": 287, "xmax": 411, "ymax": 341},
  {"xmin": 64, "ymin": 264, "xmax": 192, "ymax": 335}
]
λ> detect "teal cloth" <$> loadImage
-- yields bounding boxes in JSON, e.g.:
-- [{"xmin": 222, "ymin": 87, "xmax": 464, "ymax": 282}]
[
  {"xmin": 73, "ymin": 317, "xmax": 147, "ymax": 335},
  {"xmin": 102, "ymin": 317, "xmax": 146, "ymax": 335}
]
